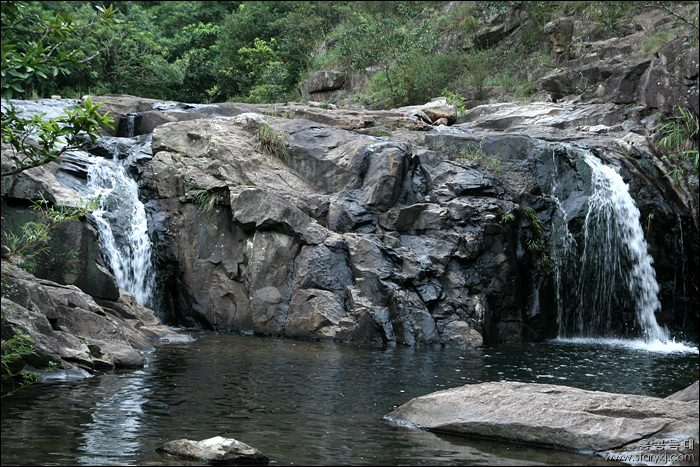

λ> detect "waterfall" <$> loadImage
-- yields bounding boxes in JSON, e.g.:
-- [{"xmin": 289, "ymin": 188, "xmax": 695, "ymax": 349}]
[
  {"xmin": 116, "ymin": 113, "xmax": 141, "ymax": 138},
  {"xmin": 550, "ymin": 147, "xmax": 669, "ymax": 343},
  {"xmin": 6, "ymin": 98, "xmax": 158, "ymax": 311},
  {"xmin": 86, "ymin": 150, "xmax": 157, "ymax": 310}
]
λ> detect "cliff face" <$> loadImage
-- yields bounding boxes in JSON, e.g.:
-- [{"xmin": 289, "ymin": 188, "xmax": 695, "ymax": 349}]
[
  {"xmin": 1, "ymin": 5, "xmax": 698, "ymax": 370},
  {"xmin": 73, "ymin": 92, "xmax": 697, "ymax": 346}
]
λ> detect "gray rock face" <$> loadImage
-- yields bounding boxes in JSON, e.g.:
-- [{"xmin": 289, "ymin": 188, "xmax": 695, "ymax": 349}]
[
  {"xmin": 1, "ymin": 199, "xmax": 120, "ymax": 300},
  {"xmin": 139, "ymin": 111, "xmax": 529, "ymax": 346},
  {"xmin": 307, "ymin": 70, "xmax": 346, "ymax": 94},
  {"xmin": 667, "ymin": 380, "xmax": 699, "ymax": 402},
  {"xmin": 4, "ymin": 85, "xmax": 697, "ymax": 354},
  {"xmin": 115, "ymin": 91, "xmax": 697, "ymax": 346},
  {"xmin": 386, "ymin": 381, "xmax": 699, "ymax": 463},
  {"xmin": 157, "ymin": 436, "xmax": 269, "ymax": 464},
  {"xmin": 538, "ymin": 27, "xmax": 699, "ymax": 115},
  {"xmin": 1, "ymin": 264, "xmax": 185, "ymax": 372}
]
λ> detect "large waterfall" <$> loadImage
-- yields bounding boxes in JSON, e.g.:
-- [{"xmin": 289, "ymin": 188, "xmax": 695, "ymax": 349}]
[{"xmin": 548, "ymin": 147, "xmax": 691, "ymax": 350}]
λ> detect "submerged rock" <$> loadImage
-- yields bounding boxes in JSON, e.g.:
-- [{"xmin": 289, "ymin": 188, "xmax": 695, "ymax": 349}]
[
  {"xmin": 385, "ymin": 381, "xmax": 699, "ymax": 465},
  {"xmin": 157, "ymin": 436, "xmax": 269, "ymax": 464}
]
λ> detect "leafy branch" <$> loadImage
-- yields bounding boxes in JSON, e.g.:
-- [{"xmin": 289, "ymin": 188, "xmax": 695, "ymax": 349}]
[
  {"xmin": 2, "ymin": 195, "xmax": 98, "ymax": 275},
  {"xmin": 1, "ymin": 97, "xmax": 114, "ymax": 177}
]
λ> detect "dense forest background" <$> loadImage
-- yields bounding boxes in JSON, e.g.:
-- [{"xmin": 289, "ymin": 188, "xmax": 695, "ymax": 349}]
[{"xmin": 3, "ymin": 1, "xmax": 699, "ymax": 109}]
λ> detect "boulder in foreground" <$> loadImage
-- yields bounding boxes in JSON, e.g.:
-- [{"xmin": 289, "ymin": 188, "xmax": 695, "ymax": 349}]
[
  {"xmin": 157, "ymin": 436, "xmax": 269, "ymax": 464},
  {"xmin": 386, "ymin": 381, "xmax": 698, "ymax": 465}
]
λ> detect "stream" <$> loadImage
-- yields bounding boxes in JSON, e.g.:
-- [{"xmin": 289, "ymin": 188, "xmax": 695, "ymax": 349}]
[{"xmin": 1, "ymin": 332, "xmax": 697, "ymax": 466}]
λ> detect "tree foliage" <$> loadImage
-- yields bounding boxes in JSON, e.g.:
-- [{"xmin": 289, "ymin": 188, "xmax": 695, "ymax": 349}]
[
  {"xmin": 1, "ymin": 1, "xmax": 114, "ymax": 392},
  {"xmin": 1, "ymin": 1, "xmax": 115, "ymax": 177},
  {"xmin": 2, "ymin": 1, "xmax": 698, "ymax": 108}
]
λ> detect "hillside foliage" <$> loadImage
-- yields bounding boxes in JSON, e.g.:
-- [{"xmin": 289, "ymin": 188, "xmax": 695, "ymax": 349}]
[{"xmin": 4, "ymin": 1, "xmax": 697, "ymax": 109}]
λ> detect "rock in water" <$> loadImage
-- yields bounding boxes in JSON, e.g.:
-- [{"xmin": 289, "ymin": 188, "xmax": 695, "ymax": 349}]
[
  {"xmin": 157, "ymin": 436, "xmax": 269, "ymax": 464},
  {"xmin": 386, "ymin": 381, "xmax": 698, "ymax": 465}
]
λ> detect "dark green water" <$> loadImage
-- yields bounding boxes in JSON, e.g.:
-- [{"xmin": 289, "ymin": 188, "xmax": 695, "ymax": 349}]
[{"xmin": 1, "ymin": 333, "xmax": 697, "ymax": 466}]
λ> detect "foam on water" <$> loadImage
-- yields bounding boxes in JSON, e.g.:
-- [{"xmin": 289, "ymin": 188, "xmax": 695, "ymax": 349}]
[{"xmin": 553, "ymin": 336, "xmax": 699, "ymax": 354}]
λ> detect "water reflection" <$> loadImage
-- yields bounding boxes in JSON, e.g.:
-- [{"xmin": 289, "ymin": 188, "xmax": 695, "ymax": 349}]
[
  {"xmin": 78, "ymin": 370, "xmax": 148, "ymax": 465},
  {"xmin": 2, "ymin": 333, "xmax": 697, "ymax": 466}
]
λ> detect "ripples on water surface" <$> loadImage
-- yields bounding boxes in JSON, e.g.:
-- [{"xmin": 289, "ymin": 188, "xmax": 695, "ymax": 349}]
[{"xmin": 2, "ymin": 332, "xmax": 697, "ymax": 466}]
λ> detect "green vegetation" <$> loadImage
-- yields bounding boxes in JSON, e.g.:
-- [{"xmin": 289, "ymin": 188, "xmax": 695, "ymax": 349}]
[
  {"xmin": 2, "ymin": 0, "xmax": 110, "ymax": 394},
  {"xmin": 193, "ymin": 188, "xmax": 220, "ymax": 213},
  {"xmin": 657, "ymin": 106, "xmax": 699, "ymax": 183},
  {"xmin": 2, "ymin": 1, "xmax": 697, "ymax": 110},
  {"xmin": 2, "ymin": 196, "xmax": 97, "ymax": 274},
  {"xmin": 255, "ymin": 122, "xmax": 288, "ymax": 162},
  {"xmin": 522, "ymin": 206, "xmax": 550, "ymax": 263},
  {"xmin": 1, "ymin": 1, "xmax": 115, "ymax": 176},
  {"xmin": 499, "ymin": 211, "xmax": 516, "ymax": 224},
  {"xmin": 1, "ymin": 97, "xmax": 113, "ymax": 177},
  {"xmin": 457, "ymin": 143, "xmax": 502, "ymax": 174},
  {"xmin": 443, "ymin": 88, "xmax": 468, "ymax": 116},
  {"xmin": 1, "ymin": 196, "xmax": 94, "ymax": 395}
]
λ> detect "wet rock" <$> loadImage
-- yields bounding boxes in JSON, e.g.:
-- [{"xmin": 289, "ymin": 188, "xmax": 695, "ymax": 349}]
[
  {"xmin": 157, "ymin": 436, "xmax": 269, "ymax": 464},
  {"xmin": 0, "ymin": 141, "xmax": 121, "ymax": 301},
  {"xmin": 34, "ymin": 88, "xmax": 693, "ymax": 348},
  {"xmin": 386, "ymin": 381, "xmax": 699, "ymax": 464}
]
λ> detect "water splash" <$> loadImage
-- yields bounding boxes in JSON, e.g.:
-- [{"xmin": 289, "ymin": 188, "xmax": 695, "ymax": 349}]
[
  {"xmin": 582, "ymin": 153, "xmax": 668, "ymax": 341},
  {"xmin": 553, "ymin": 337, "xmax": 698, "ymax": 354},
  {"xmin": 551, "ymin": 147, "xmax": 670, "ymax": 344}
]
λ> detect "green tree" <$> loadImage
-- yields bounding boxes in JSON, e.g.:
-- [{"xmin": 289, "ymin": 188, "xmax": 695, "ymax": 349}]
[
  {"xmin": 171, "ymin": 22, "xmax": 221, "ymax": 103},
  {"xmin": 215, "ymin": 2, "xmax": 290, "ymax": 100},
  {"xmin": 338, "ymin": 3, "xmax": 440, "ymax": 108},
  {"xmin": 1, "ymin": 0, "xmax": 114, "ymax": 393},
  {"xmin": 1, "ymin": 1, "xmax": 115, "ymax": 176},
  {"xmin": 52, "ymin": 2, "xmax": 184, "ymax": 99},
  {"xmin": 237, "ymin": 37, "xmax": 290, "ymax": 103}
]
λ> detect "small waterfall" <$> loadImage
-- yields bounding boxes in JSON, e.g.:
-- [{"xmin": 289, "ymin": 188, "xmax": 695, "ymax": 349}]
[
  {"xmin": 86, "ymin": 150, "xmax": 157, "ymax": 309},
  {"xmin": 116, "ymin": 113, "xmax": 141, "ymax": 138},
  {"xmin": 551, "ymin": 147, "xmax": 669, "ymax": 343},
  {"xmin": 581, "ymin": 153, "xmax": 668, "ymax": 341}
]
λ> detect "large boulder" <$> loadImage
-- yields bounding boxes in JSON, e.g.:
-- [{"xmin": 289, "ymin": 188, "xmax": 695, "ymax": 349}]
[
  {"xmin": 307, "ymin": 70, "xmax": 346, "ymax": 94},
  {"xmin": 386, "ymin": 381, "xmax": 699, "ymax": 465}
]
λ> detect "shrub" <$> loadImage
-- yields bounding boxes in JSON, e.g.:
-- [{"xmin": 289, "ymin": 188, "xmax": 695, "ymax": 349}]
[
  {"xmin": 255, "ymin": 122, "xmax": 289, "ymax": 162},
  {"xmin": 657, "ymin": 106, "xmax": 699, "ymax": 183}
]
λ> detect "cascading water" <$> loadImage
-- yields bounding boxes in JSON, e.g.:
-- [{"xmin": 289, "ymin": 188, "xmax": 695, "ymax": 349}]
[
  {"xmin": 6, "ymin": 99, "xmax": 158, "ymax": 310},
  {"xmin": 549, "ymin": 146, "xmax": 671, "ymax": 345},
  {"xmin": 86, "ymin": 150, "xmax": 157, "ymax": 309}
]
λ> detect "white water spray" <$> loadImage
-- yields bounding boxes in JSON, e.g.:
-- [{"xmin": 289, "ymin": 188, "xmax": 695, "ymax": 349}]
[{"xmin": 581, "ymin": 153, "xmax": 668, "ymax": 342}]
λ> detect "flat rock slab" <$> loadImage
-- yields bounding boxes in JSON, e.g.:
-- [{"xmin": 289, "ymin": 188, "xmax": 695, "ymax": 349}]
[
  {"xmin": 157, "ymin": 436, "xmax": 269, "ymax": 464},
  {"xmin": 386, "ymin": 382, "xmax": 698, "ymax": 464}
]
